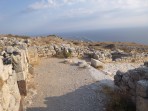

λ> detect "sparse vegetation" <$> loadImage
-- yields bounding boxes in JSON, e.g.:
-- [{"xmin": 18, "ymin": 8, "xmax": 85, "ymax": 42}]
[
  {"xmin": 102, "ymin": 86, "xmax": 136, "ymax": 111},
  {"xmin": 63, "ymin": 51, "xmax": 72, "ymax": 58}
]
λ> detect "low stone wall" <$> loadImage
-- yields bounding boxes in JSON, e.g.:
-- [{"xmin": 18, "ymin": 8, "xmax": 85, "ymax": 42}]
[
  {"xmin": 35, "ymin": 44, "xmax": 85, "ymax": 58},
  {"xmin": 0, "ymin": 44, "xmax": 29, "ymax": 111},
  {"xmin": 114, "ymin": 67, "xmax": 148, "ymax": 111}
]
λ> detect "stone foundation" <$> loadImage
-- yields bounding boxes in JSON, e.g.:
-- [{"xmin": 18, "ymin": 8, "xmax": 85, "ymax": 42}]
[{"xmin": 114, "ymin": 67, "xmax": 148, "ymax": 111}]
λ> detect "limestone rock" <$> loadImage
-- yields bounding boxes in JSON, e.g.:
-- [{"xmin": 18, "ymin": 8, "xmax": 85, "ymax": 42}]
[
  {"xmin": 16, "ymin": 72, "xmax": 26, "ymax": 81},
  {"xmin": 91, "ymin": 58, "xmax": 104, "ymax": 68},
  {"xmin": 12, "ymin": 55, "xmax": 23, "ymax": 73},
  {"xmin": 6, "ymin": 46, "xmax": 14, "ymax": 54},
  {"xmin": 1, "ymin": 65, "xmax": 11, "ymax": 82},
  {"xmin": 1, "ymin": 84, "xmax": 11, "ymax": 111}
]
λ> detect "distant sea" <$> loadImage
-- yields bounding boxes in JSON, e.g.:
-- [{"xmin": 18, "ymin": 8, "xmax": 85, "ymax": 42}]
[{"xmin": 57, "ymin": 27, "xmax": 148, "ymax": 45}]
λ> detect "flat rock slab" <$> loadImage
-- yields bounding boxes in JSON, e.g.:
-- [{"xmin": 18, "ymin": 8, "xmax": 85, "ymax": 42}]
[{"xmin": 27, "ymin": 58, "xmax": 104, "ymax": 111}]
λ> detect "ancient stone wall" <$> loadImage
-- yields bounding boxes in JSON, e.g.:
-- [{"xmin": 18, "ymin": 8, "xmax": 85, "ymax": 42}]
[
  {"xmin": 0, "ymin": 43, "xmax": 29, "ymax": 111},
  {"xmin": 114, "ymin": 67, "xmax": 148, "ymax": 111},
  {"xmin": 35, "ymin": 44, "xmax": 85, "ymax": 58}
]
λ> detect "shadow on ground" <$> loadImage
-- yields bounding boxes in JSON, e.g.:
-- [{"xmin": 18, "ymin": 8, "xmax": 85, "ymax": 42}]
[{"xmin": 27, "ymin": 79, "xmax": 113, "ymax": 111}]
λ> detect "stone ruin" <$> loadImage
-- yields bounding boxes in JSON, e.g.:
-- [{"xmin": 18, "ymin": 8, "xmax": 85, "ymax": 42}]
[
  {"xmin": 1, "ymin": 36, "xmax": 148, "ymax": 111},
  {"xmin": 111, "ymin": 50, "xmax": 148, "ymax": 63},
  {"xmin": 0, "ymin": 37, "xmax": 38, "ymax": 111},
  {"xmin": 114, "ymin": 66, "xmax": 148, "ymax": 111}
]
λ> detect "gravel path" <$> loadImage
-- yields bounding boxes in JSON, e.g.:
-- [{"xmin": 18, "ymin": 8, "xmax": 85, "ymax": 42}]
[{"xmin": 27, "ymin": 58, "xmax": 101, "ymax": 111}]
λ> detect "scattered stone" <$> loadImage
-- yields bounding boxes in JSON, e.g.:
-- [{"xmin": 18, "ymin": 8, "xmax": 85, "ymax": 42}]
[{"xmin": 91, "ymin": 58, "xmax": 104, "ymax": 68}]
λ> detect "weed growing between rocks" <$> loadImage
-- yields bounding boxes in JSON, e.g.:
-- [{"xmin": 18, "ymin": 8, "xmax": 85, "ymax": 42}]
[{"xmin": 63, "ymin": 50, "xmax": 72, "ymax": 58}]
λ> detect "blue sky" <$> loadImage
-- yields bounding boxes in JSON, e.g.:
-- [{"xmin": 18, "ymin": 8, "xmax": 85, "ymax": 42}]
[{"xmin": 0, "ymin": 0, "xmax": 148, "ymax": 35}]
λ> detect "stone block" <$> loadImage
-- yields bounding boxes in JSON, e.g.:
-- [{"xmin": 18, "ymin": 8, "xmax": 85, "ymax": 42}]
[
  {"xmin": 91, "ymin": 58, "xmax": 104, "ymax": 68},
  {"xmin": 16, "ymin": 72, "xmax": 26, "ymax": 81},
  {"xmin": 12, "ymin": 55, "xmax": 23, "ymax": 73},
  {"xmin": 136, "ymin": 80, "xmax": 148, "ymax": 97}
]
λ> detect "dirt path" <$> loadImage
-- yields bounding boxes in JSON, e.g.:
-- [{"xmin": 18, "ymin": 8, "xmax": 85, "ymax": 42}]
[{"xmin": 27, "ymin": 58, "xmax": 101, "ymax": 111}]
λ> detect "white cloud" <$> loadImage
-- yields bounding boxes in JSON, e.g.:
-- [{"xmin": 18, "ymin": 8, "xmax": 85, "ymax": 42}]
[
  {"xmin": 29, "ymin": 0, "xmax": 148, "ymax": 12},
  {"xmin": 28, "ymin": 0, "xmax": 148, "ymax": 28},
  {"xmin": 29, "ymin": 0, "xmax": 58, "ymax": 10},
  {"xmin": 29, "ymin": 0, "xmax": 87, "ymax": 10},
  {"xmin": 63, "ymin": 0, "xmax": 86, "ymax": 4},
  {"xmin": 61, "ymin": 8, "xmax": 95, "ymax": 18}
]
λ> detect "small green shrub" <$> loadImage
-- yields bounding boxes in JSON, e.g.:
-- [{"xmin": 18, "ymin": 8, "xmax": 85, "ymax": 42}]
[{"xmin": 63, "ymin": 50, "xmax": 72, "ymax": 58}]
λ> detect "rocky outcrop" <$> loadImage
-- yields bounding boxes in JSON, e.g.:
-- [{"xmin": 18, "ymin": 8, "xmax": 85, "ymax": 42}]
[{"xmin": 114, "ymin": 67, "xmax": 148, "ymax": 111}]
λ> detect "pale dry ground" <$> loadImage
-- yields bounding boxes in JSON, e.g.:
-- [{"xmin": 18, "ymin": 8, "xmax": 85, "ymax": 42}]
[
  {"xmin": 26, "ymin": 58, "xmax": 108, "ymax": 111},
  {"xmin": 26, "ymin": 57, "xmax": 142, "ymax": 111},
  {"xmin": 103, "ymin": 62, "xmax": 143, "ymax": 76}
]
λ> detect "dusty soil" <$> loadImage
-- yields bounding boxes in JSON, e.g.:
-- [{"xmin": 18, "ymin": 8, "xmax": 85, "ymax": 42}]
[{"xmin": 27, "ymin": 58, "xmax": 102, "ymax": 111}]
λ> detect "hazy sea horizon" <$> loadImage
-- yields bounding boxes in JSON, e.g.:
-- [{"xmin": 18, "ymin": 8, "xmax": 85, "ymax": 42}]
[{"xmin": 57, "ymin": 27, "xmax": 148, "ymax": 45}]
